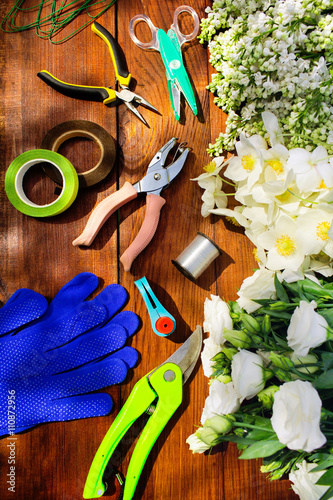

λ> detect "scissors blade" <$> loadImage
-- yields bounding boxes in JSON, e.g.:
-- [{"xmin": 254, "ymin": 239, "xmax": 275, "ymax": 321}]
[
  {"xmin": 167, "ymin": 75, "xmax": 181, "ymax": 121},
  {"xmin": 162, "ymin": 326, "xmax": 202, "ymax": 384}
]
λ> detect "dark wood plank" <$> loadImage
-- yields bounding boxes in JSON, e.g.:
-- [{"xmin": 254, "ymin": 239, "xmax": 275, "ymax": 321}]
[{"xmin": 0, "ymin": 1, "xmax": 297, "ymax": 499}]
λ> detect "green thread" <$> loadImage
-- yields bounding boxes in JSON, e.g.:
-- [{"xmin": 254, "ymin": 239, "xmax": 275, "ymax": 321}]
[{"xmin": 1, "ymin": 0, "xmax": 117, "ymax": 44}]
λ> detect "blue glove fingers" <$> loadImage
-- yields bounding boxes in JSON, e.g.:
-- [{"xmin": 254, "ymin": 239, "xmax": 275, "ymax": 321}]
[
  {"xmin": 92, "ymin": 284, "xmax": 128, "ymax": 319},
  {"xmin": 108, "ymin": 311, "xmax": 140, "ymax": 338},
  {"xmin": 50, "ymin": 358, "xmax": 129, "ymax": 397},
  {"xmin": 48, "ymin": 393, "xmax": 113, "ymax": 422},
  {"xmin": 1, "ymin": 302, "xmax": 108, "ymax": 381},
  {"xmin": 108, "ymin": 346, "xmax": 139, "ymax": 369},
  {"xmin": 40, "ymin": 272, "xmax": 99, "ymax": 322},
  {"xmin": 43, "ymin": 324, "xmax": 128, "ymax": 374},
  {"xmin": 0, "ymin": 289, "xmax": 48, "ymax": 335},
  {"xmin": 0, "ymin": 393, "xmax": 113, "ymax": 431}
]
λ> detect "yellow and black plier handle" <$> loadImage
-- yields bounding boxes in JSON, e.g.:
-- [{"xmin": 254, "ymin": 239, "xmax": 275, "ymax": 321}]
[{"xmin": 37, "ymin": 22, "xmax": 131, "ymax": 106}]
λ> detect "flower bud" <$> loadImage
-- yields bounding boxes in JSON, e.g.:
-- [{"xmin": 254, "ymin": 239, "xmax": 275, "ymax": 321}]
[
  {"xmin": 290, "ymin": 353, "xmax": 319, "ymax": 376},
  {"xmin": 204, "ymin": 415, "xmax": 235, "ymax": 435},
  {"xmin": 274, "ymin": 368, "xmax": 293, "ymax": 382},
  {"xmin": 257, "ymin": 385, "xmax": 279, "ymax": 409},
  {"xmin": 221, "ymin": 346, "xmax": 238, "ymax": 360},
  {"xmin": 195, "ymin": 426, "xmax": 219, "ymax": 446},
  {"xmin": 269, "ymin": 301, "xmax": 288, "ymax": 311},
  {"xmin": 240, "ymin": 314, "xmax": 261, "ymax": 334},
  {"xmin": 216, "ymin": 374, "xmax": 232, "ymax": 384},
  {"xmin": 269, "ymin": 352, "xmax": 293, "ymax": 370},
  {"xmin": 186, "ymin": 433, "xmax": 210, "ymax": 454},
  {"xmin": 261, "ymin": 314, "xmax": 271, "ymax": 335},
  {"xmin": 224, "ymin": 329, "xmax": 251, "ymax": 348}
]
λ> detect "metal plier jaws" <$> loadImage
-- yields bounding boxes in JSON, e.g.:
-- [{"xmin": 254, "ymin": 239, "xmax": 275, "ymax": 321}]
[
  {"xmin": 37, "ymin": 22, "xmax": 157, "ymax": 126},
  {"xmin": 83, "ymin": 326, "xmax": 202, "ymax": 500},
  {"xmin": 72, "ymin": 138, "xmax": 190, "ymax": 272}
]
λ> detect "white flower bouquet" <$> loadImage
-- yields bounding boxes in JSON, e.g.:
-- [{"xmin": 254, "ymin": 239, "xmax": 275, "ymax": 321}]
[
  {"xmin": 193, "ymin": 111, "xmax": 333, "ymax": 277},
  {"xmin": 187, "ymin": 275, "xmax": 333, "ymax": 499},
  {"xmin": 200, "ymin": 0, "xmax": 333, "ymax": 156}
]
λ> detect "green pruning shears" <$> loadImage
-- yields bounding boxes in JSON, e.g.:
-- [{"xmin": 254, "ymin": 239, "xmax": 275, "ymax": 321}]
[
  {"xmin": 129, "ymin": 5, "xmax": 199, "ymax": 121},
  {"xmin": 83, "ymin": 326, "xmax": 202, "ymax": 500}
]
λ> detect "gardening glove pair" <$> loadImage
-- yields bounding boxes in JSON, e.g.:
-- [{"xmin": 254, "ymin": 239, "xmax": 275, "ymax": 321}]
[{"xmin": 0, "ymin": 272, "xmax": 139, "ymax": 436}]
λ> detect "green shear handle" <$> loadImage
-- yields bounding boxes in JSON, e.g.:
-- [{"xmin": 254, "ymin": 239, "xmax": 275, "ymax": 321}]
[{"xmin": 83, "ymin": 363, "xmax": 182, "ymax": 500}]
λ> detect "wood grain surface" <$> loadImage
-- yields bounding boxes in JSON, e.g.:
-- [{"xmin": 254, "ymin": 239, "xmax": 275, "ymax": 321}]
[{"xmin": 0, "ymin": 1, "xmax": 298, "ymax": 499}]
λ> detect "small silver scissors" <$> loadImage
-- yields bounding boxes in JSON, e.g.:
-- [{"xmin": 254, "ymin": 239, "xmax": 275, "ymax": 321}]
[{"xmin": 129, "ymin": 5, "xmax": 200, "ymax": 121}]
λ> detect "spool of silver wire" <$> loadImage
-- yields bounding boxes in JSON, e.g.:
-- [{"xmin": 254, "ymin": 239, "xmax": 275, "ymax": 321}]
[{"xmin": 172, "ymin": 232, "xmax": 222, "ymax": 282}]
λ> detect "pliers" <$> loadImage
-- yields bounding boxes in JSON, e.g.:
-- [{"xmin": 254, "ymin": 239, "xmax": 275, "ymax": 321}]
[
  {"xmin": 37, "ymin": 22, "xmax": 157, "ymax": 126},
  {"xmin": 72, "ymin": 138, "xmax": 190, "ymax": 271},
  {"xmin": 83, "ymin": 325, "xmax": 202, "ymax": 500}
]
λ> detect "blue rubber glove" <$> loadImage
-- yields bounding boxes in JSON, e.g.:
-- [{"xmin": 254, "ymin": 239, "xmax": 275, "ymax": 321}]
[{"xmin": 0, "ymin": 273, "xmax": 139, "ymax": 436}]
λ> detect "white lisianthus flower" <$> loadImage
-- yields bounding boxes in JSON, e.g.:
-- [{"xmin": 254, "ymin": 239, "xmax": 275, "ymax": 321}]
[
  {"xmin": 231, "ymin": 350, "xmax": 265, "ymax": 402},
  {"xmin": 203, "ymin": 295, "xmax": 232, "ymax": 344},
  {"xmin": 287, "ymin": 300, "xmax": 328, "ymax": 356},
  {"xmin": 201, "ymin": 295, "xmax": 233, "ymax": 377},
  {"xmin": 286, "ymin": 146, "xmax": 332, "ymax": 192},
  {"xmin": 271, "ymin": 380, "xmax": 326, "ymax": 452},
  {"xmin": 289, "ymin": 461, "xmax": 331, "ymax": 500},
  {"xmin": 224, "ymin": 134, "xmax": 263, "ymax": 188},
  {"xmin": 201, "ymin": 379, "xmax": 240, "ymax": 424},
  {"xmin": 236, "ymin": 267, "xmax": 278, "ymax": 313},
  {"xmin": 262, "ymin": 111, "xmax": 285, "ymax": 146},
  {"xmin": 296, "ymin": 207, "xmax": 333, "ymax": 257},
  {"xmin": 186, "ymin": 433, "xmax": 210, "ymax": 454},
  {"xmin": 201, "ymin": 338, "xmax": 221, "ymax": 378},
  {"xmin": 257, "ymin": 214, "xmax": 305, "ymax": 271}
]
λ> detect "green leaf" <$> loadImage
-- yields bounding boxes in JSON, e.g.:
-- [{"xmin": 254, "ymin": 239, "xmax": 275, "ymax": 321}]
[
  {"xmin": 314, "ymin": 369, "xmax": 333, "ymax": 389},
  {"xmin": 246, "ymin": 430, "xmax": 275, "ymax": 441},
  {"xmin": 321, "ymin": 352, "xmax": 333, "ymax": 371},
  {"xmin": 239, "ymin": 440, "xmax": 286, "ymax": 459},
  {"xmin": 318, "ymin": 308, "xmax": 333, "ymax": 328},
  {"xmin": 258, "ymin": 308, "xmax": 292, "ymax": 320},
  {"xmin": 316, "ymin": 467, "xmax": 333, "ymax": 486},
  {"xmin": 275, "ymin": 275, "xmax": 289, "ymax": 303},
  {"xmin": 312, "ymin": 457, "xmax": 333, "ymax": 472}
]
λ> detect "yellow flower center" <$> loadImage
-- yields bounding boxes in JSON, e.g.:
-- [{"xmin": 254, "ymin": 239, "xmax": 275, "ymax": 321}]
[
  {"xmin": 275, "ymin": 235, "xmax": 296, "ymax": 257},
  {"xmin": 253, "ymin": 248, "xmax": 260, "ymax": 263},
  {"xmin": 319, "ymin": 179, "xmax": 327, "ymax": 190},
  {"xmin": 225, "ymin": 216, "xmax": 241, "ymax": 227},
  {"xmin": 204, "ymin": 161, "xmax": 216, "ymax": 174},
  {"xmin": 276, "ymin": 191, "xmax": 292, "ymax": 203},
  {"xmin": 241, "ymin": 154, "xmax": 256, "ymax": 172},
  {"xmin": 267, "ymin": 159, "xmax": 284, "ymax": 175},
  {"xmin": 316, "ymin": 221, "xmax": 330, "ymax": 241}
]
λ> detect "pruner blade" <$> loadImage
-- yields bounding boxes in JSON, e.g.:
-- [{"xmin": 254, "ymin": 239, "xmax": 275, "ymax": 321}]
[{"xmin": 158, "ymin": 325, "xmax": 202, "ymax": 384}]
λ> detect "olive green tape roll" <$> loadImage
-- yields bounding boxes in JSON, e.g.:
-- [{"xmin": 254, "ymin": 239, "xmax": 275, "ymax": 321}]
[
  {"xmin": 41, "ymin": 120, "xmax": 116, "ymax": 188},
  {"xmin": 5, "ymin": 149, "xmax": 79, "ymax": 217}
]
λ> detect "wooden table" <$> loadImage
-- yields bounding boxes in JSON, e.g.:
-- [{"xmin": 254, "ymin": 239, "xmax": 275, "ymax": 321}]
[{"xmin": 0, "ymin": 1, "xmax": 297, "ymax": 499}]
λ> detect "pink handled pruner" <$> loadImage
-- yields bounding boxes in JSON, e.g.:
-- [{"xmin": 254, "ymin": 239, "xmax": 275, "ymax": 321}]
[{"xmin": 73, "ymin": 138, "xmax": 189, "ymax": 271}]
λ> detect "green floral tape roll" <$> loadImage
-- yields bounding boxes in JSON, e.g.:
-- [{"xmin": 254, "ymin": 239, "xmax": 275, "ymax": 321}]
[{"xmin": 5, "ymin": 149, "xmax": 79, "ymax": 217}]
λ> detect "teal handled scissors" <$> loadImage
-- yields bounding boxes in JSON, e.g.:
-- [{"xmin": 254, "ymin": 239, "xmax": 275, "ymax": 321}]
[
  {"xmin": 83, "ymin": 326, "xmax": 202, "ymax": 500},
  {"xmin": 129, "ymin": 6, "xmax": 199, "ymax": 121}
]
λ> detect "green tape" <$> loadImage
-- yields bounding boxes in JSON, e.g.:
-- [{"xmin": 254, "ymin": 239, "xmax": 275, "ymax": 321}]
[{"xmin": 5, "ymin": 149, "xmax": 79, "ymax": 217}]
